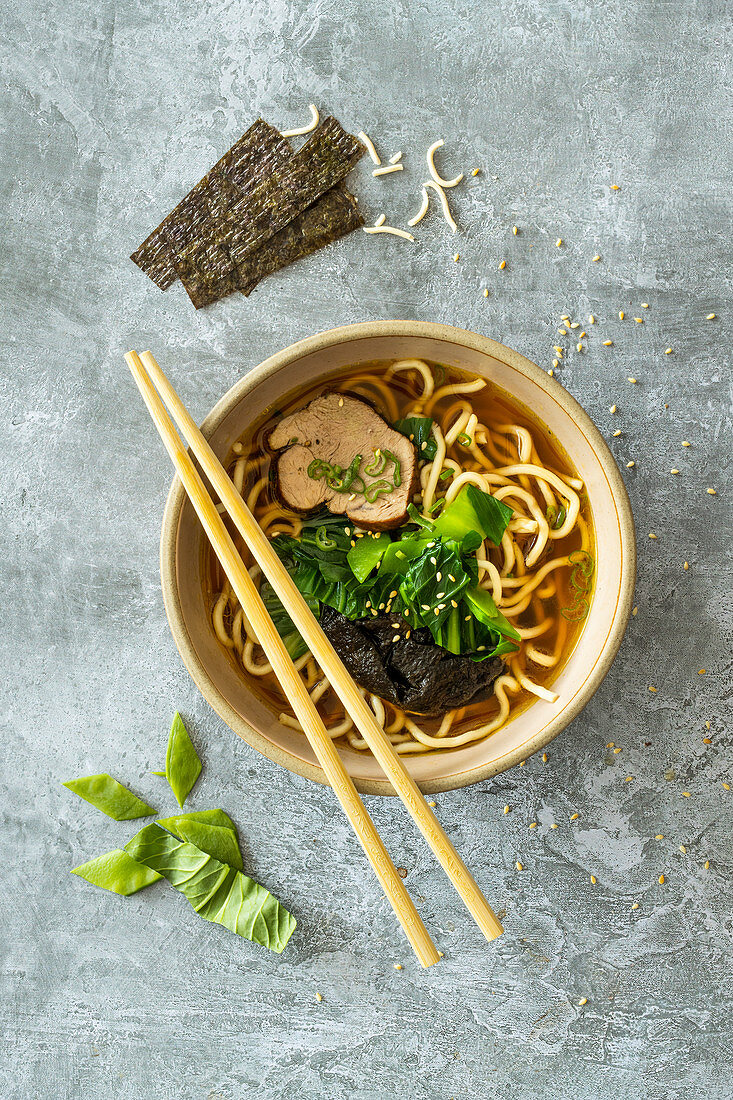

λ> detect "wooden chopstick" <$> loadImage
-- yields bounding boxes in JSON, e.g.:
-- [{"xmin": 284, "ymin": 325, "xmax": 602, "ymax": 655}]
[
  {"xmin": 126, "ymin": 351, "xmax": 440, "ymax": 968},
  {"xmin": 135, "ymin": 349, "xmax": 504, "ymax": 946}
]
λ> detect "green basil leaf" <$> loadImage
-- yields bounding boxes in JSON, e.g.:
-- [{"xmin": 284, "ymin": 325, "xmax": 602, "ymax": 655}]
[
  {"xmin": 62, "ymin": 774, "xmax": 156, "ymax": 820},
  {"xmin": 165, "ymin": 714, "xmax": 202, "ymax": 809},
  {"xmin": 71, "ymin": 849, "xmax": 162, "ymax": 895},
  {"xmin": 156, "ymin": 810, "xmax": 243, "ymax": 871},
  {"xmin": 125, "ymin": 824, "xmax": 296, "ymax": 953}
]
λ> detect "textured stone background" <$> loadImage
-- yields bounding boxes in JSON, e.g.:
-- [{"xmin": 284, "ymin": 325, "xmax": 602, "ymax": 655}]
[{"xmin": 1, "ymin": 1, "xmax": 731, "ymax": 1097}]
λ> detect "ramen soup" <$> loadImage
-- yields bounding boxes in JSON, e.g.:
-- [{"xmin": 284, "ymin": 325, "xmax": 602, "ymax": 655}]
[{"xmin": 209, "ymin": 359, "xmax": 595, "ymax": 755}]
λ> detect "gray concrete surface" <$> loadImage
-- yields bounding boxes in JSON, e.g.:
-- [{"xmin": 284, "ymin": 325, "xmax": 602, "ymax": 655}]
[{"xmin": 1, "ymin": 1, "xmax": 731, "ymax": 1097}]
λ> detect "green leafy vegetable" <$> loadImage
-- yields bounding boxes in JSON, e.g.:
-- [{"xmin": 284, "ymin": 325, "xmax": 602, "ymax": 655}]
[
  {"xmin": 463, "ymin": 586, "xmax": 521, "ymax": 643},
  {"xmin": 62, "ymin": 774, "xmax": 156, "ymax": 820},
  {"xmin": 394, "ymin": 416, "xmax": 438, "ymax": 461},
  {"xmin": 157, "ymin": 809, "xmax": 243, "ymax": 871},
  {"xmin": 71, "ymin": 850, "xmax": 162, "ymax": 895},
  {"xmin": 433, "ymin": 484, "xmax": 513, "ymax": 545},
  {"xmin": 165, "ymin": 713, "xmax": 202, "ymax": 808},
  {"xmin": 125, "ymin": 824, "xmax": 296, "ymax": 953},
  {"xmin": 347, "ymin": 532, "xmax": 391, "ymax": 582}
]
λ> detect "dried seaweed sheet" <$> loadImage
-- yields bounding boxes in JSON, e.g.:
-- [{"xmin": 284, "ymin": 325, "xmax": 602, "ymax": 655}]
[
  {"xmin": 238, "ymin": 184, "xmax": 363, "ymax": 296},
  {"xmin": 164, "ymin": 117, "xmax": 365, "ymax": 309},
  {"xmin": 129, "ymin": 120, "xmax": 291, "ymax": 289}
]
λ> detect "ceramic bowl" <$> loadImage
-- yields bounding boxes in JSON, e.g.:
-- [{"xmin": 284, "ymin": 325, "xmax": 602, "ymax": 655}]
[{"xmin": 160, "ymin": 321, "xmax": 635, "ymax": 795}]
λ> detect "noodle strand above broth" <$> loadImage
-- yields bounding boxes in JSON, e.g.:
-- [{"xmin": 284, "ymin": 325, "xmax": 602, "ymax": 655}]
[{"xmin": 208, "ymin": 360, "xmax": 595, "ymax": 756}]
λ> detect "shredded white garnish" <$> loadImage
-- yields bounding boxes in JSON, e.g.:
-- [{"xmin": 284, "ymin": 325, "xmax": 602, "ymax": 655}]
[
  {"xmin": 424, "ymin": 180, "xmax": 458, "ymax": 232},
  {"xmin": 373, "ymin": 164, "xmax": 403, "ymax": 176},
  {"xmin": 358, "ymin": 131, "xmax": 381, "ymax": 165},
  {"xmin": 389, "ymin": 151, "xmax": 403, "ymax": 164},
  {"xmin": 282, "ymin": 104, "xmax": 319, "ymax": 138},
  {"xmin": 426, "ymin": 139, "xmax": 463, "ymax": 188},
  {"xmin": 373, "ymin": 213, "xmax": 386, "ymax": 227},
  {"xmin": 363, "ymin": 225, "xmax": 415, "ymax": 241},
  {"xmin": 407, "ymin": 187, "xmax": 430, "ymax": 227}
]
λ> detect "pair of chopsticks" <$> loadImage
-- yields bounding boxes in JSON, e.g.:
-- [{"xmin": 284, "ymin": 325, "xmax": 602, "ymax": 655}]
[{"xmin": 126, "ymin": 350, "xmax": 504, "ymax": 967}]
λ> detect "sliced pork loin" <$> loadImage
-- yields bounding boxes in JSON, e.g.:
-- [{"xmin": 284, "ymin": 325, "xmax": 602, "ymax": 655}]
[{"xmin": 268, "ymin": 393, "xmax": 417, "ymax": 530}]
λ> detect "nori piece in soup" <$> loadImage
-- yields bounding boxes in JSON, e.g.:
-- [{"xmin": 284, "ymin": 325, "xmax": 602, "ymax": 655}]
[
  {"xmin": 238, "ymin": 184, "xmax": 363, "ymax": 296},
  {"xmin": 129, "ymin": 120, "xmax": 291, "ymax": 290}
]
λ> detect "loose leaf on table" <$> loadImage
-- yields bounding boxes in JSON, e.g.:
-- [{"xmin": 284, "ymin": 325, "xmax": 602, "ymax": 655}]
[
  {"xmin": 165, "ymin": 713, "xmax": 202, "ymax": 808},
  {"xmin": 62, "ymin": 774, "xmax": 156, "ymax": 820},
  {"xmin": 125, "ymin": 824, "xmax": 296, "ymax": 953},
  {"xmin": 71, "ymin": 850, "xmax": 162, "ymax": 896},
  {"xmin": 157, "ymin": 809, "xmax": 243, "ymax": 871}
]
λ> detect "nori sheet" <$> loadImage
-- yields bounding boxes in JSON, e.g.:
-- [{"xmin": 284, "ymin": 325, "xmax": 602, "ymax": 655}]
[
  {"xmin": 238, "ymin": 184, "xmax": 363, "ymax": 296},
  {"xmin": 165, "ymin": 117, "xmax": 365, "ymax": 309},
  {"xmin": 129, "ymin": 120, "xmax": 291, "ymax": 290}
]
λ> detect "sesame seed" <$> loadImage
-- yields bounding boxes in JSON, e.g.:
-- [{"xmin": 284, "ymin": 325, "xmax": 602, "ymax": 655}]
[
  {"xmin": 682, "ymin": 791, "xmax": 691, "ymax": 797},
  {"xmin": 580, "ymin": 330, "xmax": 587, "ymax": 337},
  {"xmin": 436, "ymin": 592, "xmax": 445, "ymax": 599},
  {"xmin": 635, "ymin": 317, "xmax": 643, "ymax": 323},
  {"xmin": 683, "ymin": 561, "xmax": 689, "ymax": 570},
  {"xmin": 723, "ymin": 783, "xmax": 730, "ymax": 791},
  {"xmin": 610, "ymin": 404, "xmax": 617, "ymax": 413},
  {"xmin": 614, "ymin": 747, "xmax": 622, "ymax": 754},
  {"xmin": 577, "ymin": 342, "xmax": 583, "ymax": 352},
  {"xmin": 658, "ymin": 874, "xmax": 665, "ymax": 884},
  {"xmin": 592, "ymin": 255, "xmax": 601, "ymax": 262},
  {"xmin": 428, "ymin": 800, "xmax": 437, "ymax": 807},
  {"xmin": 554, "ymin": 345, "xmax": 563, "ymax": 354},
  {"xmin": 619, "ymin": 310, "xmax": 625, "ymax": 320},
  {"xmin": 641, "ymin": 303, "xmax": 649, "ymax": 309},
  {"xmin": 704, "ymin": 860, "xmax": 710, "ymax": 869},
  {"xmin": 513, "ymin": 225, "xmax": 518, "ymax": 235},
  {"xmin": 628, "ymin": 377, "xmax": 637, "ymax": 384},
  {"xmin": 648, "ymin": 685, "xmax": 657, "ymax": 692},
  {"xmin": 529, "ymin": 822, "xmax": 537, "ymax": 829},
  {"xmin": 631, "ymin": 902, "xmax": 639, "ymax": 910},
  {"xmin": 561, "ymin": 314, "xmax": 570, "ymax": 321},
  {"xmin": 671, "ymin": 468, "xmax": 679, "ymax": 474},
  {"xmin": 519, "ymin": 760, "xmax": 526, "ymax": 767},
  {"xmin": 453, "ymin": 253, "xmax": 460, "ymax": 262},
  {"xmin": 471, "ymin": 167, "xmax": 480, "ymax": 176},
  {"xmin": 558, "ymin": 328, "xmax": 567, "ymax": 335},
  {"xmin": 570, "ymin": 321, "xmax": 580, "ymax": 329},
  {"xmin": 542, "ymin": 752, "xmax": 548, "ymax": 762},
  {"xmin": 649, "ymin": 532, "xmax": 658, "ymax": 539},
  {"xmin": 603, "ymin": 340, "xmax": 613, "ymax": 346},
  {"xmin": 698, "ymin": 669, "xmax": 705, "ymax": 675},
  {"xmin": 451, "ymin": 600, "xmax": 458, "ymax": 608},
  {"xmin": 504, "ymin": 805, "xmax": 510, "ymax": 814},
  {"xmin": 679, "ymin": 845, "xmax": 687, "ymax": 854},
  {"xmin": 421, "ymin": 604, "xmax": 430, "ymax": 611},
  {"xmin": 703, "ymin": 737, "xmax": 712, "ymax": 744},
  {"xmin": 515, "ymin": 861, "xmax": 523, "ymax": 870},
  {"xmin": 626, "ymin": 461, "xmax": 635, "ymax": 468},
  {"xmin": 430, "ymin": 557, "xmax": 437, "ymax": 566},
  {"xmin": 436, "ymin": 572, "xmax": 442, "ymax": 582},
  {"xmin": 665, "ymin": 347, "xmax": 673, "ymax": 354},
  {"xmin": 552, "ymin": 359, "xmax": 559, "ymax": 368},
  {"xmin": 578, "ymin": 997, "xmax": 588, "ymax": 1006},
  {"xmin": 434, "ymin": 608, "xmax": 440, "ymax": 616},
  {"xmin": 499, "ymin": 260, "xmax": 506, "ymax": 270},
  {"xmin": 632, "ymin": 606, "xmax": 638, "ymax": 615},
  {"xmin": 550, "ymin": 823, "xmax": 558, "ymax": 829},
  {"xmin": 613, "ymin": 429, "xmax": 622, "ymax": 437},
  {"xmin": 589, "ymin": 314, "xmax": 596, "ymax": 324},
  {"xmin": 448, "ymin": 574, "xmax": 456, "ymax": 582},
  {"xmin": 570, "ymin": 813, "xmax": 579, "ymax": 820},
  {"xmin": 607, "ymin": 742, "xmax": 615, "ymax": 748},
  {"xmin": 625, "ymin": 776, "xmax": 634, "ymax": 782},
  {"xmin": 483, "ymin": 288, "xmax": 489, "ymax": 298},
  {"xmin": 706, "ymin": 313, "xmax": 716, "ymax": 320},
  {"xmin": 682, "ymin": 441, "xmax": 690, "ymax": 447},
  {"xmin": 556, "ymin": 238, "xmax": 563, "ymax": 247},
  {"xmin": 338, "ymin": 397, "xmax": 344, "ymax": 407},
  {"xmin": 590, "ymin": 876, "xmax": 596, "ymax": 884},
  {"xmin": 705, "ymin": 721, "xmax": 711, "ymax": 729},
  {"xmin": 315, "ymin": 992, "xmax": 323, "ymax": 1002},
  {"xmin": 655, "ymin": 834, "xmax": 664, "ymax": 840},
  {"xmin": 707, "ymin": 487, "xmax": 717, "ymax": 495}
]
